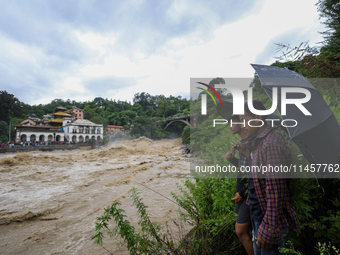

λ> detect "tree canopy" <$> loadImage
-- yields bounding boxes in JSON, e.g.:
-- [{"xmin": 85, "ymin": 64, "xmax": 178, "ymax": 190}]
[
  {"xmin": 0, "ymin": 91, "xmax": 23, "ymax": 123},
  {"xmin": 0, "ymin": 90, "xmax": 190, "ymax": 141}
]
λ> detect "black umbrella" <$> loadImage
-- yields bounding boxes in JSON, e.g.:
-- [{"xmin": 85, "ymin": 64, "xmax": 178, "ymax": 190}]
[{"xmin": 251, "ymin": 64, "xmax": 340, "ymax": 176}]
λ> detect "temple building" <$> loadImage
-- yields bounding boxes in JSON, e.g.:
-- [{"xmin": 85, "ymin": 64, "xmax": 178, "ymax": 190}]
[
  {"xmin": 15, "ymin": 125, "xmax": 63, "ymax": 143},
  {"xmin": 15, "ymin": 106, "xmax": 103, "ymax": 144},
  {"xmin": 15, "ymin": 106, "xmax": 70, "ymax": 143},
  {"xmin": 47, "ymin": 106, "xmax": 72, "ymax": 127}
]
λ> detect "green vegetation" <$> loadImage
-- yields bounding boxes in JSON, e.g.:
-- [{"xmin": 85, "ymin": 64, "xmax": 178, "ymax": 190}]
[
  {"xmin": 188, "ymin": 85, "xmax": 340, "ymax": 254},
  {"xmin": 87, "ymin": 137, "xmax": 96, "ymax": 149},
  {"xmin": 101, "ymin": 136, "xmax": 109, "ymax": 147},
  {"xmin": 129, "ymin": 116, "xmax": 169, "ymax": 139},
  {"xmin": 0, "ymin": 91, "xmax": 24, "ymax": 123},
  {"xmin": 93, "ymin": 2, "xmax": 340, "ymax": 253},
  {"xmin": 171, "ymin": 179, "xmax": 244, "ymax": 254},
  {"xmin": 265, "ymin": 4, "xmax": 340, "ymax": 252},
  {"xmin": 181, "ymin": 125, "xmax": 190, "ymax": 144},
  {"xmin": 272, "ymin": 0, "xmax": 340, "ymax": 106},
  {"xmin": 93, "ymin": 188, "xmax": 182, "ymax": 254},
  {"xmin": 0, "ymin": 121, "xmax": 9, "ymax": 142},
  {"xmin": 93, "ymin": 186, "xmax": 243, "ymax": 254},
  {"xmin": 0, "ymin": 91, "xmax": 190, "ymax": 142}
]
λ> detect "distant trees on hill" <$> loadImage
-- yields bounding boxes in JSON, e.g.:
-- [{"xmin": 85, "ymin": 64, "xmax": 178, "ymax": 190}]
[{"xmin": 0, "ymin": 91, "xmax": 190, "ymax": 141}]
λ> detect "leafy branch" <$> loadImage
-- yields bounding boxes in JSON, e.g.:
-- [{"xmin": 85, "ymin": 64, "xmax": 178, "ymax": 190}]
[
  {"xmin": 92, "ymin": 187, "xmax": 178, "ymax": 255},
  {"xmin": 275, "ymin": 41, "xmax": 320, "ymax": 61}
]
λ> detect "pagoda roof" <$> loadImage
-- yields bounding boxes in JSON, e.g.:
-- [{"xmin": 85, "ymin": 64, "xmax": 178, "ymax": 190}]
[
  {"xmin": 47, "ymin": 119, "xmax": 63, "ymax": 123},
  {"xmin": 55, "ymin": 106, "xmax": 67, "ymax": 111},
  {"xmin": 50, "ymin": 112, "xmax": 72, "ymax": 117}
]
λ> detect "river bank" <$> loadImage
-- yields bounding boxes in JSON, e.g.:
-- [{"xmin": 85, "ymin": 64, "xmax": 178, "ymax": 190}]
[{"xmin": 0, "ymin": 144, "xmax": 92, "ymax": 154}]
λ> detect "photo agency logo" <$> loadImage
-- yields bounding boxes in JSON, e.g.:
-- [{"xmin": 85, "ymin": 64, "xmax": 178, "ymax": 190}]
[
  {"xmin": 196, "ymin": 82, "xmax": 312, "ymax": 128},
  {"xmin": 192, "ymin": 67, "xmax": 340, "ymax": 179}
]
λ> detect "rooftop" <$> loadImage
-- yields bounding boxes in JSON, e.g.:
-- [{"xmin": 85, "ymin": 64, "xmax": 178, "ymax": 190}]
[
  {"xmin": 21, "ymin": 119, "xmax": 36, "ymax": 125},
  {"xmin": 47, "ymin": 119, "xmax": 63, "ymax": 123},
  {"xmin": 15, "ymin": 125, "xmax": 60, "ymax": 130},
  {"xmin": 50, "ymin": 112, "xmax": 72, "ymax": 117},
  {"xmin": 63, "ymin": 119, "xmax": 102, "ymax": 127},
  {"xmin": 106, "ymin": 125, "xmax": 123, "ymax": 128},
  {"xmin": 55, "ymin": 106, "xmax": 67, "ymax": 112},
  {"xmin": 72, "ymin": 106, "xmax": 84, "ymax": 111}
]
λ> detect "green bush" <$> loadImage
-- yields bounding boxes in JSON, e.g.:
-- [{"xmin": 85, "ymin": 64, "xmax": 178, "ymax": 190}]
[
  {"xmin": 130, "ymin": 116, "xmax": 169, "ymax": 139},
  {"xmin": 87, "ymin": 137, "xmax": 96, "ymax": 148},
  {"xmin": 102, "ymin": 136, "xmax": 109, "ymax": 146},
  {"xmin": 93, "ymin": 188, "xmax": 180, "ymax": 254},
  {"xmin": 181, "ymin": 125, "xmax": 190, "ymax": 144},
  {"xmin": 171, "ymin": 178, "xmax": 246, "ymax": 254}
]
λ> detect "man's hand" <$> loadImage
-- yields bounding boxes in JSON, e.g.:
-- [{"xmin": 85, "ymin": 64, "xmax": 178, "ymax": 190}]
[
  {"xmin": 231, "ymin": 141, "xmax": 250, "ymax": 159},
  {"xmin": 225, "ymin": 151, "xmax": 235, "ymax": 160},
  {"xmin": 231, "ymin": 192, "xmax": 243, "ymax": 204},
  {"xmin": 257, "ymin": 234, "xmax": 272, "ymax": 250}
]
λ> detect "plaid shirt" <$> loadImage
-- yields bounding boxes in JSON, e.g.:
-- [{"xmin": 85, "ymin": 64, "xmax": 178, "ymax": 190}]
[
  {"xmin": 248, "ymin": 126, "xmax": 300, "ymax": 244},
  {"xmin": 235, "ymin": 151, "xmax": 249, "ymax": 199},
  {"xmin": 239, "ymin": 150, "xmax": 248, "ymax": 168},
  {"xmin": 229, "ymin": 138, "xmax": 250, "ymax": 199}
]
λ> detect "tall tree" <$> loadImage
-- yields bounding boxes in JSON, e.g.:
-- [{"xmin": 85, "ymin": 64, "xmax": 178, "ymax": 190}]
[
  {"xmin": 0, "ymin": 91, "xmax": 23, "ymax": 122},
  {"xmin": 93, "ymin": 97, "xmax": 104, "ymax": 107},
  {"xmin": 0, "ymin": 121, "xmax": 9, "ymax": 141},
  {"xmin": 133, "ymin": 92, "xmax": 154, "ymax": 111},
  {"xmin": 317, "ymin": 0, "xmax": 340, "ymax": 56}
]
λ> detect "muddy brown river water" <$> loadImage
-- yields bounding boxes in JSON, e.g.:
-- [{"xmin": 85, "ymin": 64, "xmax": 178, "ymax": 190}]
[{"xmin": 0, "ymin": 137, "xmax": 190, "ymax": 254}]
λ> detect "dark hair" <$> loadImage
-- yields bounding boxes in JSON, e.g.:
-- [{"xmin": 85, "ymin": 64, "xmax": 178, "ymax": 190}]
[
  {"xmin": 244, "ymin": 100, "xmax": 268, "ymax": 120},
  {"xmin": 228, "ymin": 114, "xmax": 240, "ymax": 122}
]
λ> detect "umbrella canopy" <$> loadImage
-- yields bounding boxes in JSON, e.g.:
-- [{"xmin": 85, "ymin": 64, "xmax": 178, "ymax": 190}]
[{"xmin": 251, "ymin": 64, "xmax": 340, "ymax": 167}]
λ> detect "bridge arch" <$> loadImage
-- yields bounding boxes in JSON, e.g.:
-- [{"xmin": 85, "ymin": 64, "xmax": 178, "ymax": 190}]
[{"xmin": 164, "ymin": 119, "xmax": 191, "ymax": 130}]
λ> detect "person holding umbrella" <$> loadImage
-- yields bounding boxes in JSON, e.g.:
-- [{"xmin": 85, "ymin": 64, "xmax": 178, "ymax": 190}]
[
  {"xmin": 225, "ymin": 114, "xmax": 254, "ymax": 255},
  {"xmin": 234, "ymin": 100, "xmax": 300, "ymax": 255}
]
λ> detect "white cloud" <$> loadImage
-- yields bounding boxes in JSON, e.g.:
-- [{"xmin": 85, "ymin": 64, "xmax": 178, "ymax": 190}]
[
  {"xmin": 0, "ymin": 0, "xmax": 327, "ymax": 105},
  {"xmin": 76, "ymin": 31, "xmax": 116, "ymax": 54}
]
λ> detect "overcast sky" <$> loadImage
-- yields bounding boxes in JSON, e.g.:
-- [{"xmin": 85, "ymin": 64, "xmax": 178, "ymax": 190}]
[{"xmin": 0, "ymin": 0, "xmax": 325, "ymax": 105}]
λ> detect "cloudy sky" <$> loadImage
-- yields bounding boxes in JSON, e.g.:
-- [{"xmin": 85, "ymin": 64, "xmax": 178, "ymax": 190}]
[{"xmin": 0, "ymin": 0, "xmax": 325, "ymax": 105}]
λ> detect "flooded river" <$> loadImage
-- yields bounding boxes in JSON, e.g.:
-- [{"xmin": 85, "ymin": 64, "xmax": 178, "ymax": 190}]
[{"xmin": 0, "ymin": 137, "xmax": 190, "ymax": 254}]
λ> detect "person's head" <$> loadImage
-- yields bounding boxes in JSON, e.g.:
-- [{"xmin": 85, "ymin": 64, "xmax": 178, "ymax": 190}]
[
  {"xmin": 240, "ymin": 100, "xmax": 268, "ymax": 136},
  {"xmin": 228, "ymin": 115, "xmax": 248, "ymax": 139},
  {"xmin": 228, "ymin": 115, "xmax": 242, "ymax": 135}
]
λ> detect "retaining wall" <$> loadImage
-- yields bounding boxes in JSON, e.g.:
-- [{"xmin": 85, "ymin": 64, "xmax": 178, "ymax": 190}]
[{"xmin": 0, "ymin": 144, "xmax": 81, "ymax": 153}]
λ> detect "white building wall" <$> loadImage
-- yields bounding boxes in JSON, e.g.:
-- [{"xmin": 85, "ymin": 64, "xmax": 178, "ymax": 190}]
[
  {"xmin": 16, "ymin": 130, "xmax": 64, "ymax": 143},
  {"xmin": 16, "ymin": 128, "xmax": 101, "ymax": 144},
  {"xmin": 63, "ymin": 123, "xmax": 103, "ymax": 143}
]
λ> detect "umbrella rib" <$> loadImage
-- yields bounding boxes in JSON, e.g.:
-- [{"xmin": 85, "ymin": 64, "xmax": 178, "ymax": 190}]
[
  {"xmin": 254, "ymin": 74, "xmax": 294, "ymax": 139},
  {"xmin": 251, "ymin": 65, "xmax": 333, "ymax": 139},
  {"xmin": 290, "ymin": 111, "xmax": 334, "ymax": 139}
]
